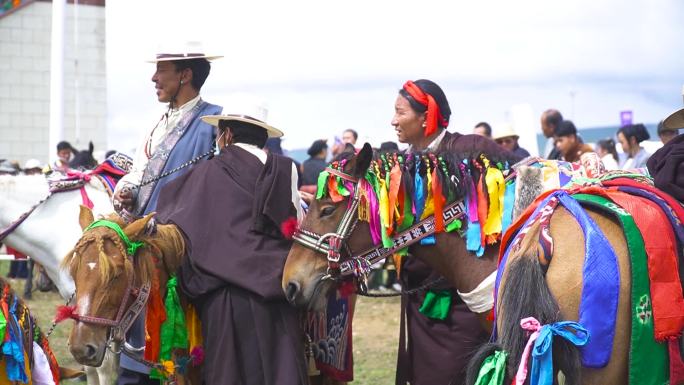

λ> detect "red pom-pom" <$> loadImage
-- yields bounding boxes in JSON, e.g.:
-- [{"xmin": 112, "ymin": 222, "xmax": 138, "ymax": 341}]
[
  {"xmin": 54, "ymin": 305, "xmax": 77, "ymax": 323},
  {"xmin": 280, "ymin": 217, "xmax": 299, "ymax": 240},
  {"xmin": 190, "ymin": 346, "xmax": 204, "ymax": 366}
]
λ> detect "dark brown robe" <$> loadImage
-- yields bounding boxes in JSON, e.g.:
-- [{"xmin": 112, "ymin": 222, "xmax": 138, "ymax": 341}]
[
  {"xmin": 156, "ymin": 145, "xmax": 308, "ymax": 385},
  {"xmin": 396, "ymin": 132, "xmax": 518, "ymax": 385}
]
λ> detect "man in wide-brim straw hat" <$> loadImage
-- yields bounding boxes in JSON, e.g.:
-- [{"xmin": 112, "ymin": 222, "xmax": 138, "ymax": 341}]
[
  {"xmin": 155, "ymin": 113, "xmax": 307, "ymax": 384},
  {"xmin": 112, "ymin": 42, "xmax": 223, "ymax": 385}
]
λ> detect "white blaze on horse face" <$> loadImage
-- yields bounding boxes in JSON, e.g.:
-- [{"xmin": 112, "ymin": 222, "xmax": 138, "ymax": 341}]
[
  {"xmin": 87, "ymin": 262, "xmax": 97, "ymax": 271},
  {"xmin": 78, "ymin": 294, "xmax": 91, "ymax": 315}
]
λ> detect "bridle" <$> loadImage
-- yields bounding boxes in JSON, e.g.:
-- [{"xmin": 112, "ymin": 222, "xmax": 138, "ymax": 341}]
[
  {"xmin": 63, "ymin": 220, "xmax": 151, "ymax": 350},
  {"xmin": 293, "ymin": 166, "xmax": 468, "ymax": 284},
  {"xmin": 294, "ymin": 167, "xmax": 362, "ymax": 280}
]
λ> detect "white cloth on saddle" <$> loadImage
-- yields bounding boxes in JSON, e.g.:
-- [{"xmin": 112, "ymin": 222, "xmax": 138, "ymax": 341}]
[
  {"xmin": 457, "ymin": 271, "xmax": 496, "ymax": 313},
  {"xmin": 115, "ymin": 95, "xmax": 202, "ymax": 194},
  {"xmin": 31, "ymin": 342, "xmax": 56, "ymax": 385}
]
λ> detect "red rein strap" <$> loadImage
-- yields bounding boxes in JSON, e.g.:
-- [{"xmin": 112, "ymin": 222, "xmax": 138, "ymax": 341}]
[{"xmin": 402, "ymin": 80, "xmax": 448, "ymax": 137}]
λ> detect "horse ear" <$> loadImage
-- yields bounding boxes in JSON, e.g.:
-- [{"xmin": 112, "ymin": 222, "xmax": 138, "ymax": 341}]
[
  {"xmin": 78, "ymin": 205, "xmax": 95, "ymax": 230},
  {"xmin": 350, "ymin": 143, "xmax": 373, "ymax": 178},
  {"xmin": 123, "ymin": 213, "xmax": 155, "ymax": 240},
  {"xmin": 88, "ymin": 141, "xmax": 94, "ymax": 154}
]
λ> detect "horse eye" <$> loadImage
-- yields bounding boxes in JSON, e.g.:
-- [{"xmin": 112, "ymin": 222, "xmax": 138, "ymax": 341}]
[{"xmin": 320, "ymin": 206, "xmax": 336, "ymax": 217}]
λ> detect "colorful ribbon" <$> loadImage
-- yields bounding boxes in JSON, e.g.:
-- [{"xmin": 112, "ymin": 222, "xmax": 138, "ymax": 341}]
[
  {"xmin": 474, "ymin": 350, "xmax": 508, "ymax": 385},
  {"xmin": 514, "ymin": 317, "xmax": 589, "ymax": 385}
]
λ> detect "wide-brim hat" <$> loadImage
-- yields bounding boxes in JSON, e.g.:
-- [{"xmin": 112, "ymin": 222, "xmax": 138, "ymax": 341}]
[
  {"xmin": 201, "ymin": 114, "xmax": 284, "ymax": 138},
  {"xmin": 146, "ymin": 41, "xmax": 222, "ymax": 63},
  {"xmin": 493, "ymin": 124, "xmax": 519, "ymax": 141},
  {"xmin": 23, "ymin": 159, "xmax": 43, "ymax": 170},
  {"xmin": 663, "ymin": 108, "xmax": 684, "ymax": 130}
]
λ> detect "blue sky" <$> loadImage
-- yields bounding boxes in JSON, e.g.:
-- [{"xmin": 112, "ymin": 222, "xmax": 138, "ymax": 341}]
[{"xmin": 105, "ymin": 0, "xmax": 684, "ymax": 154}]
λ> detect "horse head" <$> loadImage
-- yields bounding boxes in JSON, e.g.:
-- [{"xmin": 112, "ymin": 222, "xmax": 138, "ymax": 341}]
[
  {"xmin": 65, "ymin": 206, "xmax": 184, "ymax": 366},
  {"xmin": 283, "ymin": 143, "xmax": 374, "ymax": 311},
  {"xmin": 69, "ymin": 141, "xmax": 98, "ymax": 170}
]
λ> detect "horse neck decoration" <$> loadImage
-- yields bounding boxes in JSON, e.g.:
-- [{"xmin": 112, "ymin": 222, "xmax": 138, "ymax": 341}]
[
  {"xmin": 283, "ymin": 143, "xmax": 517, "ymax": 323},
  {"xmin": 64, "ymin": 207, "xmax": 201, "ymax": 384},
  {"xmin": 0, "ymin": 277, "xmax": 84, "ymax": 383}
]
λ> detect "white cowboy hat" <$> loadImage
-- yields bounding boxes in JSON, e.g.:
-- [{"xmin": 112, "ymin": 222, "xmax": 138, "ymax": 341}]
[
  {"xmin": 146, "ymin": 41, "xmax": 222, "ymax": 63},
  {"xmin": 201, "ymin": 114, "xmax": 284, "ymax": 138},
  {"xmin": 663, "ymin": 108, "xmax": 684, "ymax": 130},
  {"xmin": 23, "ymin": 159, "xmax": 43, "ymax": 170},
  {"xmin": 493, "ymin": 123, "xmax": 519, "ymax": 141}
]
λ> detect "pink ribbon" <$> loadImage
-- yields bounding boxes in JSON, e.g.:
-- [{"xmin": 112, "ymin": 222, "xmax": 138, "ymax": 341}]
[
  {"xmin": 66, "ymin": 171, "xmax": 94, "ymax": 209},
  {"xmin": 514, "ymin": 317, "xmax": 543, "ymax": 385}
]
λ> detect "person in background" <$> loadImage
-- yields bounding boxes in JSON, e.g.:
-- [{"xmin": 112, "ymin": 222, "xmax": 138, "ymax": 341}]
[
  {"xmin": 301, "ymin": 139, "xmax": 328, "ymax": 186},
  {"xmin": 379, "ymin": 141, "xmax": 399, "ymax": 153},
  {"xmin": 0, "ymin": 160, "xmax": 18, "ymax": 175},
  {"xmin": 595, "ymin": 138, "xmax": 619, "ymax": 170},
  {"xmin": 617, "ymin": 123, "xmax": 651, "ymax": 169},
  {"xmin": 342, "ymin": 128, "xmax": 358, "ymax": 146},
  {"xmin": 494, "ymin": 124, "xmax": 530, "ymax": 158},
  {"xmin": 554, "ymin": 120, "xmax": 594, "ymax": 162},
  {"xmin": 657, "ymin": 120, "xmax": 679, "ymax": 145},
  {"xmin": 23, "ymin": 159, "xmax": 43, "ymax": 175},
  {"xmin": 540, "ymin": 109, "xmax": 563, "ymax": 160},
  {"xmin": 53, "ymin": 141, "xmax": 74, "ymax": 172},
  {"xmin": 473, "ymin": 122, "xmax": 492, "ymax": 139}
]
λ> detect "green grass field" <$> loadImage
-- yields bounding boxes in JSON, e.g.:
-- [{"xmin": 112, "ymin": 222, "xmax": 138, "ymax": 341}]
[{"xmin": 3, "ymin": 261, "xmax": 401, "ymax": 384}]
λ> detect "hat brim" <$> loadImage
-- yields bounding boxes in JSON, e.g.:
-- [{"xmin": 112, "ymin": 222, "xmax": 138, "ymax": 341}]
[
  {"xmin": 664, "ymin": 108, "xmax": 684, "ymax": 130},
  {"xmin": 146, "ymin": 54, "xmax": 223, "ymax": 63},
  {"xmin": 201, "ymin": 115, "xmax": 283, "ymax": 138},
  {"xmin": 494, "ymin": 134, "xmax": 519, "ymax": 141}
]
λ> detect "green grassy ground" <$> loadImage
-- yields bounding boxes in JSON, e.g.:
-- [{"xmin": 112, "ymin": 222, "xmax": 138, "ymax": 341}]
[{"xmin": 3, "ymin": 261, "xmax": 401, "ymax": 384}]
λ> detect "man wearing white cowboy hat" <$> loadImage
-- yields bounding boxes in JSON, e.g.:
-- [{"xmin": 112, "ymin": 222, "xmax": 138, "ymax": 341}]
[
  {"xmin": 112, "ymin": 42, "xmax": 223, "ymax": 385},
  {"xmin": 493, "ymin": 123, "xmax": 531, "ymax": 158},
  {"xmin": 154, "ymin": 113, "xmax": 307, "ymax": 384}
]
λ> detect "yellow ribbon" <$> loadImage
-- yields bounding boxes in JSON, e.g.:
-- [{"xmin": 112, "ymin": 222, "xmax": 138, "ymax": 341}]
[
  {"xmin": 186, "ymin": 304, "xmax": 203, "ymax": 350},
  {"xmin": 482, "ymin": 164, "xmax": 505, "ymax": 242},
  {"xmin": 421, "ymin": 162, "xmax": 435, "ymax": 219}
]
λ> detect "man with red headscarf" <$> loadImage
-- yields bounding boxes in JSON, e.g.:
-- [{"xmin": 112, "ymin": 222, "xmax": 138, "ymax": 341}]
[{"xmin": 391, "ymin": 79, "xmax": 520, "ymax": 385}]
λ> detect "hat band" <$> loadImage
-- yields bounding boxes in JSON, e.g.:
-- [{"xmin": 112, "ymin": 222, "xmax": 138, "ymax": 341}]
[{"xmin": 156, "ymin": 53, "xmax": 206, "ymax": 59}]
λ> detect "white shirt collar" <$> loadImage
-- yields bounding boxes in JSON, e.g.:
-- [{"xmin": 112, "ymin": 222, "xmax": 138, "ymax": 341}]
[
  {"xmin": 409, "ymin": 129, "xmax": 447, "ymax": 153},
  {"xmin": 169, "ymin": 94, "xmax": 201, "ymax": 115}
]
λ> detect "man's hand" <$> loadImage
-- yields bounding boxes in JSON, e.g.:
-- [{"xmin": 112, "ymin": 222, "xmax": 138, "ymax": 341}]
[{"xmin": 113, "ymin": 185, "xmax": 136, "ymax": 213}]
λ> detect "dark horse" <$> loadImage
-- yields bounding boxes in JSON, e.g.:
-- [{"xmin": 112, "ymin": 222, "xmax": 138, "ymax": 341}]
[
  {"xmin": 283, "ymin": 140, "xmax": 520, "ymax": 382},
  {"xmin": 69, "ymin": 141, "xmax": 98, "ymax": 170}
]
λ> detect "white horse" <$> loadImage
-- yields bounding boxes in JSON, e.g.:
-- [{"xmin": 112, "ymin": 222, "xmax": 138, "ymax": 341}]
[{"xmin": 0, "ymin": 174, "xmax": 118, "ymax": 385}]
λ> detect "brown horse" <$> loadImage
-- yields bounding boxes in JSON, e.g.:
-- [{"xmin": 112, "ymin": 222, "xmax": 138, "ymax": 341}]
[
  {"xmin": 282, "ymin": 142, "xmax": 674, "ymax": 384},
  {"xmin": 66, "ymin": 206, "xmax": 353, "ymax": 385},
  {"xmin": 63, "ymin": 207, "xmax": 198, "ymax": 384}
]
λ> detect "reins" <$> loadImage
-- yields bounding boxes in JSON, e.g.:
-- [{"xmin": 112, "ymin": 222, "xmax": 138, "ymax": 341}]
[{"xmin": 293, "ymin": 166, "xmax": 468, "ymax": 293}]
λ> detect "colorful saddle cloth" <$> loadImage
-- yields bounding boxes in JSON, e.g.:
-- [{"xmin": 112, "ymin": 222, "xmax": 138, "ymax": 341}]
[
  {"xmin": 495, "ymin": 174, "xmax": 684, "ymax": 385},
  {"xmin": 47, "ymin": 152, "xmax": 132, "ymax": 195}
]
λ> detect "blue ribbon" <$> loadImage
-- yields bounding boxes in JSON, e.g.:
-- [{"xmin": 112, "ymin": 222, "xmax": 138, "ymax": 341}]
[
  {"xmin": 3, "ymin": 296, "xmax": 27, "ymax": 383},
  {"xmin": 493, "ymin": 190, "xmax": 619, "ymax": 367},
  {"xmin": 530, "ymin": 321, "xmax": 589, "ymax": 385},
  {"xmin": 501, "ymin": 181, "xmax": 516, "ymax": 235},
  {"xmin": 414, "ymin": 162, "xmax": 425, "ymax": 223}
]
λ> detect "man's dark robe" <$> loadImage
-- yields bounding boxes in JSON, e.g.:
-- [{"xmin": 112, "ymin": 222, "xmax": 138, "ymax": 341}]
[
  {"xmin": 156, "ymin": 145, "xmax": 308, "ymax": 385},
  {"xmin": 397, "ymin": 132, "xmax": 519, "ymax": 385}
]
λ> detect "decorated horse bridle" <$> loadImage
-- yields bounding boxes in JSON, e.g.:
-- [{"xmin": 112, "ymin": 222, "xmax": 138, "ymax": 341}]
[
  {"xmin": 59, "ymin": 220, "xmax": 151, "ymax": 348},
  {"xmin": 293, "ymin": 167, "xmax": 468, "ymax": 282}
]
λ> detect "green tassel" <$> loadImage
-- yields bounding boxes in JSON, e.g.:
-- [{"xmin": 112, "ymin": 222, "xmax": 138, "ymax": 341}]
[
  {"xmin": 150, "ymin": 276, "xmax": 188, "ymax": 380},
  {"xmin": 419, "ymin": 290, "xmax": 452, "ymax": 320},
  {"xmin": 315, "ymin": 171, "xmax": 330, "ymax": 200},
  {"xmin": 446, "ymin": 219, "xmax": 462, "ymax": 233}
]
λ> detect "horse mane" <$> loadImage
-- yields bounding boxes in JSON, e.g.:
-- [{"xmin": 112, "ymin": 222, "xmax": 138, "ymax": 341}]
[{"xmin": 63, "ymin": 214, "xmax": 156, "ymax": 285}]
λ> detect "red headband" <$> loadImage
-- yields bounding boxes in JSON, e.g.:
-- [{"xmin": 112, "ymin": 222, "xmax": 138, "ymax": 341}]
[{"xmin": 402, "ymin": 80, "xmax": 448, "ymax": 137}]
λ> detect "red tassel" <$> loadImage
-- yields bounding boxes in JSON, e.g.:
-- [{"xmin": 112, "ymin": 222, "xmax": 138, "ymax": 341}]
[
  {"xmin": 280, "ymin": 217, "xmax": 299, "ymax": 239},
  {"xmin": 668, "ymin": 338, "xmax": 684, "ymax": 385},
  {"xmin": 54, "ymin": 305, "xmax": 77, "ymax": 323},
  {"xmin": 190, "ymin": 346, "xmax": 205, "ymax": 366}
]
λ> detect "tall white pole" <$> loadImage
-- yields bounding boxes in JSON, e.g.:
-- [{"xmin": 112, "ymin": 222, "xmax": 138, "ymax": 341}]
[{"xmin": 48, "ymin": 0, "xmax": 66, "ymax": 163}]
